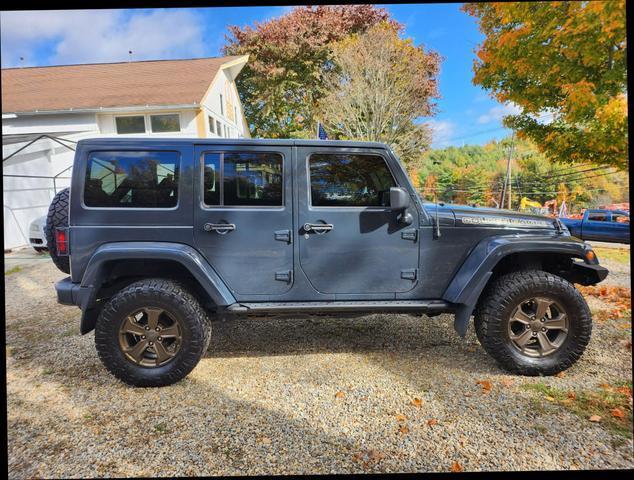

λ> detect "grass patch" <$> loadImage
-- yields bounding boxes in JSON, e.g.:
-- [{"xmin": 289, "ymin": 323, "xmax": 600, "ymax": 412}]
[
  {"xmin": 154, "ymin": 422, "xmax": 168, "ymax": 433},
  {"xmin": 522, "ymin": 381, "xmax": 633, "ymax": 438},
  {"xmin": 5, "ymin": 265, "xmax": 23, "ymax": 275},
  {"xmin": 593, "ymin": 247, "xmax": 630, "ymax": 265}
]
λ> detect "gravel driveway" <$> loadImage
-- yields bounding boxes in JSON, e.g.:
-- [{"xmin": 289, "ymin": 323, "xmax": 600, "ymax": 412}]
[{"xmin": 6, "ymin": 248, "xmax": 633, "ymax": 477}]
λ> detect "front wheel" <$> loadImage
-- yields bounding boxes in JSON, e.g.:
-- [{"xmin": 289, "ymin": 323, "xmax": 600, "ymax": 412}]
[
  {"xmin": 95, "ymin": 278, "xmax": 211, "ymax": 387},
  {"xmin": 474, "ymin": 270, "xmax": 592, "ymax": 376}
]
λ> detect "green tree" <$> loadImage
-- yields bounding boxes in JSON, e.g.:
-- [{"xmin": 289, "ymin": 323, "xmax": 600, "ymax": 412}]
[
  {"xmin": 316, "ymin": 23, "xmax": 441, "ymax": 168},
  {"xmin": 463, "ymin": 1, "xmax": 627, "ymax": 170},
  {"xmin": 223, "ymin": 5, "xmax": 396, "ymax": 138}
]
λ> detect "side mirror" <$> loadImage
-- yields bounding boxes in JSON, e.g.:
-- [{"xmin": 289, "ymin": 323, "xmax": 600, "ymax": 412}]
[{"xmin": 390, "ymin": 187, "xmax": 410, "ymax": 211}]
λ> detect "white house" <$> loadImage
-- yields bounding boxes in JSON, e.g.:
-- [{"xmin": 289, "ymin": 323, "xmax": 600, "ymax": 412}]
[{"xmin": 2, "ymin": 55, "xmax": 251, "ymax": 249}]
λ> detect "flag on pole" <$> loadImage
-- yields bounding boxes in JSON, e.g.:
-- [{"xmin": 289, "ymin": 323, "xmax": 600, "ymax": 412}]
[
  {"xmin": 558, "ymin": 200, "xmax": 568, "ymax": 218},
  {"xmin": 317, "ymin": 122, "xmax": 328, "ymax": 140}
]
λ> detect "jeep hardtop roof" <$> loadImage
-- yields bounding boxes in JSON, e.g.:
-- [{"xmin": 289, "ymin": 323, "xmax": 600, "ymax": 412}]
[{"xmin": 76, "ymin": 137, "xmax": 390, "ymax": 149}]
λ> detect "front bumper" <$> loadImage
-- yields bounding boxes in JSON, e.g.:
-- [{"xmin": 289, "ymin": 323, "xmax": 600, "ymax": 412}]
[{"xmin": 569, "ymin": 262, "xmax": 609, "ymax": 285}]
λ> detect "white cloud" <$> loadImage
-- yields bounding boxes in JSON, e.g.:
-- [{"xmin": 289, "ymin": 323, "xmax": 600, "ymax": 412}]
[
  {"xmin": 476, "ymin": 102, "xmax": 522, "ymax": 125},
  {"xmin": 426, "ymin": 119, "xmax": 456, "ymax": 148},
  {"xmin": 1, "ymin": 9, "xmax": 206, "ymax": 67}
]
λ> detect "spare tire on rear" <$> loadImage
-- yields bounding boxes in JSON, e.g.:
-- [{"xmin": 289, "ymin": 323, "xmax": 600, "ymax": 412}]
[{"xmin": 45, "ymin": 188, "xmax": 70, "ymax": 274}]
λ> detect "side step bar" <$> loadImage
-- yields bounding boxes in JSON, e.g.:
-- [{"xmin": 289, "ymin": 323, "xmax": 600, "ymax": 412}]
[{"xmin": 224, "ymin": 300, "xmax": 452, "ymax": 315}]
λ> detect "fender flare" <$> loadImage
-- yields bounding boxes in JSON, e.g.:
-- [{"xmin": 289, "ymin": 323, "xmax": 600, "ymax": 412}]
[
  {"xmin": 443, "ymin": 234, "xmax": 594, "ymax": 337},
  {"xmin": 76, "ymin": 242, "xmax": 236, "ymax": 333}
]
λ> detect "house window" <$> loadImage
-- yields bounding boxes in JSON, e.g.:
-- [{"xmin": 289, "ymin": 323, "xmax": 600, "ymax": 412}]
[
  {"xmin": 115, "ymin": 116, "xmax": 145, "ymax": 134},
  {"xmin": 208, "ymin": 116, "xmax": 215, "ymax": 134},
  {"xmin": 84, "ymin": 150, "xmax": 180, "ymax": 208},
  {"xmin": 150, "ymin": 114, "xmax": 180, "ymax": 133},
  {"xmin": 219, "ymin": 94, "xmax": 224, "ymax": 116},
  {"xmin": 216, "ymin": 120, "xmax": 223, "ymax": 137}
]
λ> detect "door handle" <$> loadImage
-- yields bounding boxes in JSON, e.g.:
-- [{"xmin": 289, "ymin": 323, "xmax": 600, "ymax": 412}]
[
  {"xmin": 204, "ymin": 223, "xmax": 236, "ymax": 235},
  {"xmin": 303, "ymin": 222, "xmax": 334, "ymax": 234}
]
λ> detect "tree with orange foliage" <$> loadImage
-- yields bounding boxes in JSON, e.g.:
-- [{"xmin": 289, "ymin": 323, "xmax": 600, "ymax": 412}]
[{"xmin": 463, "ymin": 1, "xmax": 627, "ymax": 170}]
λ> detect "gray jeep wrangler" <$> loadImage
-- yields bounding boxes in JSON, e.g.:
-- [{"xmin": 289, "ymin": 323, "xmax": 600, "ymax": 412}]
[{"xmin": 48, "ymin": 138, "xmax": 608, "ymax": 387}]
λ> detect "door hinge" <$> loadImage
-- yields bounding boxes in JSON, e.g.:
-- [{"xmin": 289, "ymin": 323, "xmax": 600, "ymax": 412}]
[
  {"xmin": 401, "ymin": 269, "xmax": 417, "ymax": 280},
  {"xmin": 274, "ymin": 229, "xmax": 292, "ymax": 243},
  {"xmin": 401, "ymin": 229, "xmax": 418, "ymax": 241},
  {"xmin": 275, "ymin": 270, "xmax": 292, "ymax": 283}
]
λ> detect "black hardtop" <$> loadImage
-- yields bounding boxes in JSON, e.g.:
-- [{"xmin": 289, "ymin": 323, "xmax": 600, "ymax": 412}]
[{"xmin": 76, "ymin": 137, "xmax": 390, "ymax": 149}]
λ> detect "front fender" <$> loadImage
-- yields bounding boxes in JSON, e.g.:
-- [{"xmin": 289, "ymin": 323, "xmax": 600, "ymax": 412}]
[
  {"xmin": 443, "ymin": 234, "xmax": 601, "ymax": 337},
  {"xmin": 74, "ymin": 242, "xmax": 236, "ymax": 333}
]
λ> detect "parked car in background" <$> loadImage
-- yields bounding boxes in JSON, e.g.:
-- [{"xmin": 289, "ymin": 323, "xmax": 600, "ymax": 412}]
[
  {"xmin": 29, "ymin": 215, "xmax": 48, "ymax": 252},
  {"xmin": 560, "ymin": 209, "xmax": 630, "ymax": 244}
]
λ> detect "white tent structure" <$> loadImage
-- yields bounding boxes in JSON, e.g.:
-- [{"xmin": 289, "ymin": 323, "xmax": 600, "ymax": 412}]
[{"xmin": 3, "ymin": 133, "xmax": 79, "ymax": 250}]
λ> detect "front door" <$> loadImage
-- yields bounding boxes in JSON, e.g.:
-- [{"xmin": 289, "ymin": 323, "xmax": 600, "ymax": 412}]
[
  {"xmin": 297, "ymin": 147, "xmax": 420, "ymax": 296},
  {"xmin": 193, "ymin": 144, "xmax": 293, "ymax": 296}
]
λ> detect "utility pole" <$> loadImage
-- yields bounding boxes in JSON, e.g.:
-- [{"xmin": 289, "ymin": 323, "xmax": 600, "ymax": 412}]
[{"xmin": 500, "ymin": 133, "xmax": 515, "ymax": 209}]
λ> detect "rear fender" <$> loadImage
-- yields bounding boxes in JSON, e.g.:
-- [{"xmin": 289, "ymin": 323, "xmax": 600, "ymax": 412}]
[{"xmin": 76, "ymin": 242, "xmax": 235, "ymax": 333}]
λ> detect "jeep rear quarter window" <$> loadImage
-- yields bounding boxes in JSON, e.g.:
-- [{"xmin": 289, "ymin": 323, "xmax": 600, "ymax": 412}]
[
  {"xmin": 309, "ymin": 153, "xmax": 395, "ymax": 207},
  {"xmin": 84, "ymin": 151, "xmax": 180, "ymax": 208}
]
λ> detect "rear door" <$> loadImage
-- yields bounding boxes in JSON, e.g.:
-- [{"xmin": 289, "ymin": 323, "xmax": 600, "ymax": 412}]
[
  {"xmin": 193, "ymin": 144, "xmax": 293, "ymax": 296},
  {"xmin": 296, "ymin": 146, "xmax": 420, "ymax": 297}
]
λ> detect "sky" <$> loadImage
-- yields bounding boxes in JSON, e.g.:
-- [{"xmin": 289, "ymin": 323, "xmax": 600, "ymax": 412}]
[{"xmin": 0, "ymin": 4, "xmax": 518, "ymax": 148}]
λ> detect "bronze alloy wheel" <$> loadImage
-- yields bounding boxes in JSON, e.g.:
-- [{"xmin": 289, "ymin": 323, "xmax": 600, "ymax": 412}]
[
  {"xmin": 507, "ymin": 297, "xmax": 569, "ymax": 358},
  {"xmin": 118, "ymin": 307, "xmax": 182, "ymax": 367}
]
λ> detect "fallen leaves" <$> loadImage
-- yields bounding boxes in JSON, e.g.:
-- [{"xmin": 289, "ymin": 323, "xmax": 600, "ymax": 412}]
[
  {"xmin": 395, "ymin": 414, "xmax": 407, "ymax": 422},
  {"xmin": 398, "ymin": 425, "xmax": 410, "ymax": 434},
  {"xmin": 451, "ymin": 461, "xmax": 463, "ymax": 472},
  {"xmin": 411, "ymin": 397, "xmax": 423, "ymax": 408},
  {"xmin": 352, "ymin": 449, "xmax": 386, "ymax": 469},
  {"xmin": 427, "ymin": 419, "xmax": 438, "ymax": 427},
  {"xmin": 589, "ymin": 414, "xmax": 602, "ymax": 423},
  {"xmin": 476, "ymin": 380, "xmax": 492, "ymax": 393},
  {"xmin": 611, "ymin": 408, "xmax": 625, "ymax": 418},
  {"xmin": 554, "ymin": 371, "xmax": 566, "ymax": 378},
  {"xmin": 500, "ymin": 378, "xmax": 515, "ymax": 387},
  {"xmin": 335, "ymin": 391, "xmax": 345, "ymax": 399}
]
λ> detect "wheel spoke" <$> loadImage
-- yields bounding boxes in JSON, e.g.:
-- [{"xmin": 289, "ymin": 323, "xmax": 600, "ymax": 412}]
[
  {"xmin": 512, "ymin": 309, "xmax": 533, "ymax": 324},
  {"xmin": 534, "ymin": 298, "xmax": 551, "ymax": 321},
  {"xmin": 510, "ymin": 329, "xmax": 534, "ymax": 348},
  {"xmin": 536, "ymin": 332, "xmax": 557, "ymax": 355},
  {"xmin": 124, "ymin": 339, "xmax": 149, "ymax": 363},
  {"xmin": 160, "ymin": 323, "xmax": 179, "ymax": 338},
  {"xmin": 154, "ymin": 341, "xmax": 176, "ymax": 364},
  {"xmin": 544, "ymin": 313, "xmax": 568, "ymax": 331},
  {"xmin": 146, "ymin": 308, "xmax": 163, "ymax": 330},
  {"xmin": 120, "ymin": 316, "xmax": 147, "ymax": 336}
]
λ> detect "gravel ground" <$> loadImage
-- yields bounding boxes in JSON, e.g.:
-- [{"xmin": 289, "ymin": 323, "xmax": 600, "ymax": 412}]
[{"xmin": 5, "ymin": 247, "xmax": 633, "ymax": 477}]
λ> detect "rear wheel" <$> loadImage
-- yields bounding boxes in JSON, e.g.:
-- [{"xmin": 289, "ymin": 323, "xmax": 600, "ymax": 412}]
[
  {"xmin": 95, "ymin": 278, "xmax": 212, "ymax": 387},
  {"xmin": 474, "ymin": 270, "xmax": 592, "ymax": 376},
  {"xmin": 44, "ymin": 188, "xmax": 70, "ymax": 274}
]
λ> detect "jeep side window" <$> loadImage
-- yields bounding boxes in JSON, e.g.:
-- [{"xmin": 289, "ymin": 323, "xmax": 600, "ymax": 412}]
[
  {"xmin": 84, "ymin": 151, "xmax": 179, "ymax": 208},
  {"xmin": 202, "ymin": 152, "xmax": 283, "ymax": 207},
  {"xmin": 309, "ymin": 153, "xmax": 395, "ymax": 207}
]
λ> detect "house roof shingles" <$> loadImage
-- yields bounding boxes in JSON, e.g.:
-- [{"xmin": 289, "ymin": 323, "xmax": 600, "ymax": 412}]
[{"xmin": 1, "ymin": 56, "xmax": 240, "ymax": 114}]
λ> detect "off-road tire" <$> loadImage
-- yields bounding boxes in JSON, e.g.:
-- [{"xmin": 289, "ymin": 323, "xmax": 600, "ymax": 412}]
[
  {"xmin": 44, "ymin": 188, "xmax": 70, "ymax": 274},
  {"xmin": 95, "ymin": 278, "xmax": 212, "ymax": 387},
  {"xmin": 474, "ymin": 270, "xmax": 592, "ymax": 376}
]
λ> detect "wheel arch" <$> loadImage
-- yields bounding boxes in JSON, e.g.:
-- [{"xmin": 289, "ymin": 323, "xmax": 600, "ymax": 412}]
[
  {"xmin": 444, "ymin": 235, "xmax": 605, "ymax": 337},
  {"xmin": 77, "ymin": 242, "xmax": 235, "ymax": 334}
]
